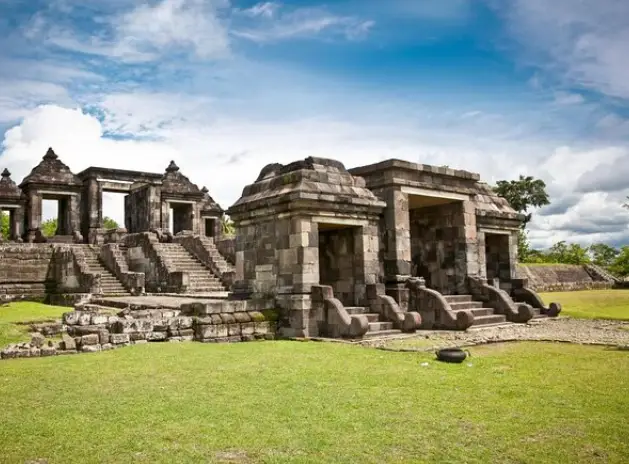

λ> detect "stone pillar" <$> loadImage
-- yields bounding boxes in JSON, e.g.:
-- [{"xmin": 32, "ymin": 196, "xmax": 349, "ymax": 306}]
[
  {"xmin": 477, "ymin": 230, "xmax": 487, "ymax": 279},
  {"xmin": 382, "ymin": 189, "xmax": 411, "ymax": 309},
  {"xmin": 161, "ymin": 200, "xmax": 170, "ymax": 233},
  {"xmin": 11, "ymin": 207, "xmax": 23, "ymax": 240},
  {"xmin": 461, "ymin": 200, "xmax": 479, "ymax": 293},
  {"xmin": 508, "ymin": 230, "xmax": 518, "ymax": 279},
  {"xmin": 353, "ymin": 222, "xmax": 380, "ymax": 306},
  {"xmin": 25, "ymin": 190, "xmax": 42, "ymax": 242},
  {"xmin": 83, "ymin": 176, "xmax": 102, "ymax": 241}
]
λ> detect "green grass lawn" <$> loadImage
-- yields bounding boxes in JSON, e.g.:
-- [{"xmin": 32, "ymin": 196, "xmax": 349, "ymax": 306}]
[
  {"xmin": 0, "ymin": 341, "xmax": 628, "ymax": 464},
  {"xmin": 540, "ymin": 289, "xmax": 629, "ymax": 321},
  {"xmin": 0, "ymin": 302, "xmax": 68, "ymax": 346}
]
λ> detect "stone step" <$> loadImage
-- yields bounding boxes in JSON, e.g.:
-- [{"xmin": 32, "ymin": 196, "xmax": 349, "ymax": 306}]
[
  {"xmin": 452, "ymin": 307, "xmax": 494, "ymax": 317},
  {"xmin": 443, "ymin": 295, "xmax": 474, "ymax": 303},
  {"xmin": 362, "ymin": 329, "xmax": 402, "ymax": 339},
  {"xmin": 345, "ymin": 306, "xmax": 370, "ymax": 315},
  {"xmin": 368, "ymin": 321, "xmax": 394, "ymax": 331},
  {"xmin": 449, "ymin": 301, "xmax": 484, "ymax": 310},
  {"xmin": 472, "ymin": 314, "xmax": 508, "ymax": 326},
  {"xmin": 364, "ymin": 313, "xmax": 381, "ymax": 323}
]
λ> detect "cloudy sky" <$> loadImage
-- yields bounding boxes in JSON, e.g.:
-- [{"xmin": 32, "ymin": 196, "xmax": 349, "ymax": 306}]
[{"xmin": 0, "ymin": 0, "xmax": 628, "ymax": 249}]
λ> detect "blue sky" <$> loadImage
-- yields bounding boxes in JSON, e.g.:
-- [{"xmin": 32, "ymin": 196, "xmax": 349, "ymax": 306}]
[{"xmin": 0, "ymin": 0, "xmax": 628, "ymax": 248}]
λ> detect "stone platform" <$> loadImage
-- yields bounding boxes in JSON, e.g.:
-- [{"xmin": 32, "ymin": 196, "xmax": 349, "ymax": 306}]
[{"xmin": 95, "ymin": 293, "xmax": 230, "ymax": 309}]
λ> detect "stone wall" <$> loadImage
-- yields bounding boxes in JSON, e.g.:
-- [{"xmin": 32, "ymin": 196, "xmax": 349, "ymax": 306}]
[
  {"xmin": 215, "ymin": 237, "xmax": 236, "ymax": 265},
  {"xmin": 516, "ymin": 264, "xmax": 613, "ymax": 292},
  {"xmin": 0, "ymin": 244, "xmax": 54, "ymax": 298},
  {"xmin": 1, "ymin": 299, "xmax": 277, "ymax": 359},
  {"xmin": 410, "ymin": 202, "xmax": 468, "ymax": 295},
  {"xmin": 485, "ymin": 234, "xmax": 512, "ymax": 281}
]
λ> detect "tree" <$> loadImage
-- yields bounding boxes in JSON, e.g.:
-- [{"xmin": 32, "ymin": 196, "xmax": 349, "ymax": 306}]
[
  {"xmin": 40, "ymin": 216, "xmax": 119, "ymax": 237},
  {"xmin": 610, "ymin": 246, "xmax": 629, "ymax": 277},
  {"xmin": 41, "ymin": 218, "xmax": 57, "ymax": 237},
  {"xmin": 0, "ymin": 212, "xmax": 8, "ymax": 240},
  {"xmin": 589, "ymin": 243, "xmax": 619, "ymax": 267},
  {"xmin": 221, "ymin": 216, "xmax": 235, "ymax": 236},
  {"xmin": 493, "ymin": 175, "xmax": 551, "ymax": 226},
  {"xmin": 103, "ymin": 217, "xmax": 120, "ymax": 230}
]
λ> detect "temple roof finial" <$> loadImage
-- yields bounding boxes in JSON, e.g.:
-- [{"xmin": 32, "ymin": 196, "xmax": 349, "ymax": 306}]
[
  {"xmin": 166, "ymin": 160, "xmax": 179, "ymax": 173},
  {"xmin": 201, "ymin": 186, "xmax": 209, "ymax": 194},
  {"xmin": 1, "ymin": 168, "xmax": 10, "ymax": 178},
  {"xmin": 43, "ymin": 147, "xmax": 58, "ymax": 161}
]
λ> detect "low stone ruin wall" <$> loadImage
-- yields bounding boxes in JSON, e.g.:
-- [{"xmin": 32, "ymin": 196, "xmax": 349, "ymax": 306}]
[
  {"xmin": 516, "ymin": 264, "xmax": 613, "ymax": 292},
  {"xmin": 1, "ymin": 299, "xmax": 277, "ymax": 359},
  {"xmin": 0, "ymin": 244, "xmax": 54, "ymax": 299}
]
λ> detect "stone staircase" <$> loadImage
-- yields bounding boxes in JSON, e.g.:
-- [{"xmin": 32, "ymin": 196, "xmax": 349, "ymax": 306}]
[
  {"xmin": 443, "ymin": 295, "xmax": 511, "ymax": 328},
  {"xmin": 199, "ymin": 237, "xmax": 235, "ymax": 276},
  {"xmin": 153, "ymin": 243, "xmax": 226, "ymax": 293},
  {"xmin": 79, "ymin": 245, "xmax": 130, "ymax": 295},
  {"xmin": 345, "ymin": 306, "xmax": 402, "ymax": 338}
]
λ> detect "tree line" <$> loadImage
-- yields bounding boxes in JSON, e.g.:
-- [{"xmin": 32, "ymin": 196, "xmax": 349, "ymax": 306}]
[{"xmin": 494, "ymin": 178, "xmax": 629, "ymax": 277}]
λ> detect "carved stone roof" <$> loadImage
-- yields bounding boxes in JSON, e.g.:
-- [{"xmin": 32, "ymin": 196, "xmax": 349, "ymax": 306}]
[
  {"xmin": 19, "ymin": 148, "xmax": 82, "ymax": 188},
  {"xmin": 200, "ymin": 186, "xmax": 223, "ymax": 214},
  {"xmin": 161, "ymin": 160, "xmax": 204, "ymax": 197},
  {"xmin": 474, "ymin": 183, "xmax": 524, "ymax": 223},
  {"xmin": 0, "ymin": 168, "xmax": 22, "ymax": 201},
  {"xmin": 228, "ymin": 156, "xmax": 386, "ymax": 217}
]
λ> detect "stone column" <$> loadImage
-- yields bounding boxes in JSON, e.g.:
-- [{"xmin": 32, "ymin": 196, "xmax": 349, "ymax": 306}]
[
  {"xmin": 382, "ymin": 189, "xmax": 411, "ymax": 309},
  {"xmin": 69, "ymin": 193, "xmax": 82, "ymax": 238},
  {"xmin": 274, "ymin": 216, "xmax": 319, "ymax": 338},
  {"xmin": 83, "ymin": 176, "xmax": 102, "ymax": 241},
  {"xmin": 477, "ymin": 230, "xmax": 487, "ymax": 279},
  {"xmin": 460, "ymin": 200, "xmax": 479, "ymax": 293},
  {"xmin": 11, "ymin": 207, "xmax": 23, "ymax": 241},
  {"xmin": 161, "ymin": 200, "xmax": 170, "ymax": 233},
  {"xmin": 353, "ymin": 222, "xmax": 380, "ymax": 306},
  {"xmin": 25, "ymin": 190, "xmax": 42, "ymax": 242}
]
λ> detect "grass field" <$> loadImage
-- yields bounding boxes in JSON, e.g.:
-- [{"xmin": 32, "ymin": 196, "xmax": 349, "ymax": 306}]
[
  {"xmin": 540, "ymin": 289, "xmax": 629, "ymax": 321},
  {"xmin": 1, "ymin": 341, "xmax": 628, "ymax": 463},
  {"xmin": 0, "ymin": 301, "xmax": 68, "ymax": 346}
]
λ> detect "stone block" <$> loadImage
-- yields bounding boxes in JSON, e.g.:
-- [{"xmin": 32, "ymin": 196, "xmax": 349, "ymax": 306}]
[
  {"xmin": 130, "ymin": 332, "xmax": 147, "ymax": 341},
  {"xmin": 110, "ymin": 333, "xmax": 130, "ymax": 345},
  {"xmin": 98, "ymin": 330, "xmax": 109, "ymax": 345},
  {"xmin": 233, "ymin": 312, "xmax": 251, "ymax": 323},
  {"xmin": 220, "ymin": 313, "xmax": 236, "ymax": 324},
  {"xmin": 81, "ymin": 334, "xmax": 99, "ymax": 346},
  {"xmin": 147, "ymin": 332, "xmax": 167, "ymax": 341},
  {"xmin": 30, "ymin": 333, "xmax": 45, "ymax": 348},
  {"xmin": 81, "ymin": 345, "xmax": 101, "ymax": 353},
  {"xmin": 254, "ymin": 321, "xmax": 272, "ymax": 335},
  {"xmin": 62, "ymin": 311, "xmax": 81, "ymax": 325},
  {"xmin": 101, "ymin": 343, "xmax": 114, "ymax": 351},
  {"xmin": 227, "ymin": 323, "xmax": 241, "ymax": 336},
  {"xmin": 195, "ymin": 324, "xmax": 228, "ymax": 339},
  {"xmin": 241, "ymin": 322, "xmax": 255, "ymax": 336},
  {"xmin": 90, "ymin": 314, "xmax": 109, "ymax": 325}
]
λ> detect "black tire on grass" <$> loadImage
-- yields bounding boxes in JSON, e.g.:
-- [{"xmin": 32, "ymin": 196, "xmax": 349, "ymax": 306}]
[{"xmin": 435, "ymin": 348, "xmax": 468, "ymax": 363}]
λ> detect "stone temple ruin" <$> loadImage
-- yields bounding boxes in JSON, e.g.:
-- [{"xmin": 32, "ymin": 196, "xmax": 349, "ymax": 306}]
[{"xmin": 0, "ymin": 149, "xmax": 563, "ymax": 358}]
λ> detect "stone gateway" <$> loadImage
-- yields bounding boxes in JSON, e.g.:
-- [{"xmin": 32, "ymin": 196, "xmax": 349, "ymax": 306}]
[{"xmin": 0, "ymin": 148, "xmax": 567, "ymax": 357}]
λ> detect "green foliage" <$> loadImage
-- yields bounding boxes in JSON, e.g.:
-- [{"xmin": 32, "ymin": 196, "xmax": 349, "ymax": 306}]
[
  {"xmin": 41, "ymin": 218, "xmax": 57, "ymax": 237},
  {"xmin": 221, "ymin": 215, "xmax": 235, "ymax": 236},
  {"xmin": 590, "ymin": 243, "xmax": 620, "ymax": 267},
  {"xmin": 103, "ymin": 217, "xmax": 120, "ymax": 230},
  {"xmin": 516, "ymin": 229, "xmax": 531, "ymax": 262},
  {"xmin": 493, "ymin": 175, "xmax": 550, "ymax": 226},
  {"xmin": 609, "ymin": 246, "xmax": 629, "ymax": 277},
  {"xmin": 40, "ymin": 216, "xmax": 119, "ymax": 237},
  {"xmin": 0, "ymin": 211, "xmax": 8, "ymax": 240}
]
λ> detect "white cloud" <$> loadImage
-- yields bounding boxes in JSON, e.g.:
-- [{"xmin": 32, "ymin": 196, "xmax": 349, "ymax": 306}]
[
  {"xmin": 239, "ymin": 2, "xmax": 280, "ymax": 19},
  {"xmin": 232, "ymin": 5, "xmax": 374, "ymax": 43},
  {"xmin": 2, "ymin": 102, "xmax": 628, "ymax": 249},
  {"xmin": 553, "ymin": 92, "xmax": 585, "ymax": 106},
  {"xmin": 496, "ymin": 0, "xmax": 629, "ymax": 100}
]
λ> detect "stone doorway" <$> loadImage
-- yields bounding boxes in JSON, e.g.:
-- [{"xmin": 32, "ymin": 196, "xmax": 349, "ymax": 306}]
[
  {"xmin": 485, "ymin": 233, "xmax": 512, "ymax": 282},
  {"xmin": 318, "ymin": 224, "xmax": 363, "ymax": 307},
  {"xmin": 169, "ymin": 202, "xmax": 193, "ymax": 235},
  {"xmin": 204, "ymin": 218, "xmax": 216, "ymax": 238},
  {"xmin": 408, "ymin": 195, "xmax": 466, "ymax": 295},
  {"xmin": 42, "ymin": 195, "xmax": 74, "ymax": 237}
]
